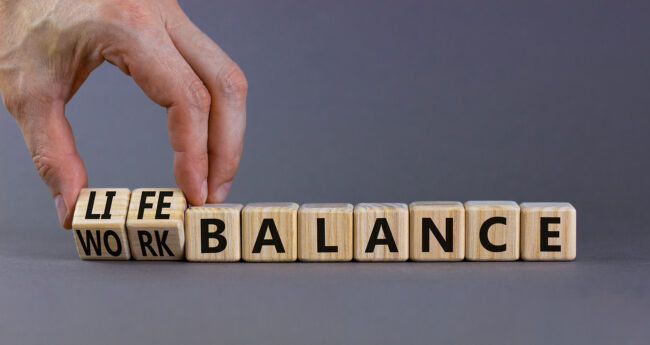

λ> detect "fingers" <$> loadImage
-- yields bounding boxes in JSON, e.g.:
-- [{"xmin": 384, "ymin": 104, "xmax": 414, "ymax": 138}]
[
  {"xmin": 102, "ymin": 24, "xmax": 211, "ymax": 205},
  {"xmin": 165, "ymin": 4, "xmax": 247, "ymax": 203},
  {"xmin": 10, "ymin": 99, "xmax": 88, "ymax": 229}
]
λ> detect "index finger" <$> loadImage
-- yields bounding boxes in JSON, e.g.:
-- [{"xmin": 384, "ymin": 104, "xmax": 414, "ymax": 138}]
[
  {"xmin": 165, "ymin": 5, "xmax": 247, "ymax": 203},
  {"xmin": 102, "ymin": 22, "xmax": 211, "ymax": 205}
]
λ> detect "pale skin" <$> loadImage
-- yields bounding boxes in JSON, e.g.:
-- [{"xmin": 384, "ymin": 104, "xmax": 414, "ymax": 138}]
[{"xmin": 0, "ymin": 0, "xmax": 248, "ymax": 228}]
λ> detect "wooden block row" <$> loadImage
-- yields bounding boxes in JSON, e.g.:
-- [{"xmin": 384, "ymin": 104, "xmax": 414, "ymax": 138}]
[{"xmin": 72, "ymin": 188, "xmax": 576, "ymax": 262}]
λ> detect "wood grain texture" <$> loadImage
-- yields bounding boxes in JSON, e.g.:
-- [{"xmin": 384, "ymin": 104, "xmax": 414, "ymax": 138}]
[
  {"xmin": 241, "ymin": 203, "xmax": 298, "ymax": 262},
  {"xmin": 465, "ymin": 201, "xmax": 520, "ymax": 261},
  {"xmin": 126, "ymin": 188, "xmax": 187, "ymax": 260},
  {"xmin": 354, "ymin": 203, "xmax": 409, "ymax": 261},
  {"xmin": 409, "ymin": 201, "xmax": 465, "ymax": 261},
  {"xmin": 521, "ymin": 202, "xmax": 576, "ymax": 261},
  {"xmin": 72, "ymin": 188, "xmax": 131, "ymax": 260},
  {"xmin": 298, "ymin": 203, "xmax": 353, "ymax": 262},
  {"xmin": 185, "ymin": 204, "xmax": 243, "ymax": 262}
]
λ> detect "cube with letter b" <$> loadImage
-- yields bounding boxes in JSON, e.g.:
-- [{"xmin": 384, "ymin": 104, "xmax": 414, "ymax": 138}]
[
  {"xmin": 298, "ymin": 203, "xmax": 354, "ymax": 262},
  {"xmin": 521, "ymin": 202, "xmax": 576, "ymax": 261},
  {"xmin": 126, "ymin": 188, "xmax": 187, "ymax": 260},
  {"xmin": 465, "ymin": 201, "xmax": 520, "ymax": 261},
  {"xmin": 72, "ymin": 188, "xmax": 131, "ymax": 260},
  {"xmin": 354, "ymin": 203, "xmax": 409, "ymax": 261},
  {"xmin": 409, "ymin": 201, "xmax": 465, "ymax": 261},
  {"xmin": 185, "ymin": 204, "xmax": 243, "ymax": 262},
  {"xmin": 242, "ymin": 203, "xmax": 298, "ymax": 262}
]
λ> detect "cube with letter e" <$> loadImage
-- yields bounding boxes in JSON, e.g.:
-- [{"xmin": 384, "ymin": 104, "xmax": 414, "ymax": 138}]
[
  {"xmin": 126, "ymin": 188, "xmax": 187, "ymax": 260},
  {"xmin": 521, "ymin": 202, "xmax": 576, "ymax": 261}
]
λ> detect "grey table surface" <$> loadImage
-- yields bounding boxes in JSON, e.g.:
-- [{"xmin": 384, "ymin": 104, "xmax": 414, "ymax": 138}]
[{"xmin": 1, "ymin": 1, "xmax": 649, "ymax": 344}]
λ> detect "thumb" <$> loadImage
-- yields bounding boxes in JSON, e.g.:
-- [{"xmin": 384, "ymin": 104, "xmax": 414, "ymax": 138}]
[{"xmin": 11, "ymin": 99, "xmax": 88, "ymax": 229}]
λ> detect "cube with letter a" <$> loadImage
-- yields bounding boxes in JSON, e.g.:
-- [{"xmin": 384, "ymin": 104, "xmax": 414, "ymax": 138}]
[
  {"xmin": 242, "ymin": 203, "xmax": 298, "ymax": 262},
  {"xmin": 354, "ymin": 203, "xmax": 409, "ymax": 261},
  {"xmin": 126, "ymin": 188, "xmax": 187, "ymax": 260},
  {"xmin": 72, "ymin": 188, "xmax": 131, "ymax": 260}
]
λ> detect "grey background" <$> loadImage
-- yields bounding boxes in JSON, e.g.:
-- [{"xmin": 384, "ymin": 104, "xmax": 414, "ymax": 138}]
[{"xmin": 1, "ymin": 1, "xmax": 648, "ymax": 344}]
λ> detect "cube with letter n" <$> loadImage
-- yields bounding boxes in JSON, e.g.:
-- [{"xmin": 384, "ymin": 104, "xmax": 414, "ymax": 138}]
[{"xmin": 409, "ymin": 201, "xmax": 465, "ymax": 261}]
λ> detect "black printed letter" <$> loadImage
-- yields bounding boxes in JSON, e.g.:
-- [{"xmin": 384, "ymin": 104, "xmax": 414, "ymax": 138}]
[
  {"xmin": 85, "ymin": 192, "xmax": 101, "ymax": 219},
  {"xmin": 155, "ymin": 191, "xmax": 173, "ymax": 219},
  {"xmin": 252, "ymin": 219, "xmax": 285, "ymax": 253},
  {"xmin": 75, "ymin": 230, "xmax": 102, "ymax": 255},
  {"xmin": 479, "ymin": 217, "xmax": 507, "ymax": 252},
  {"xmin": 101, "ymin": 191, "xmax": 116, "ymax": 219},
  {"xmin": 137, "ymin": 191, "xmax": 156, "ymax": 219},
  {"xmin": 103, "ymin": 230, "xmax": 122, "ymax": 256},
  {"xmin": 422, "ymin": 218, "xmax": 454, "ymax": 252},
  {"xmin": 365, "ymin": 218, "xmax": 398, "ymax": 253},
  {"xmin": 154, "ymin": 231, "xmax": 174, "ymax": 256},
  {"xmin": 137, "ymin": 231, "xmax": 157, "ymax": 256},
  {"xmin": 201, "ymin": 219, "xmax": 227, "ymax": 253},
  {"xmin": 540, "ymin": 217, "xmax": 561, "ymax": 252},
  {"xmin": 317, "ymin": 218, "xmax": 337, "ymax": 253}
]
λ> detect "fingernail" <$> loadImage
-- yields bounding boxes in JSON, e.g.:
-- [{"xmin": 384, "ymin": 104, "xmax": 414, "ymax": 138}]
[
  {"xmin": 54, "ymin": 194, "xmax": 67, "ymax": 226},
  {"xmin": 201, "ymin": 179, "xmax": 208, "ymax": 203},
  {"xmin": 210, "ymin": 181, "xmax": 233, "ymax": 203}
]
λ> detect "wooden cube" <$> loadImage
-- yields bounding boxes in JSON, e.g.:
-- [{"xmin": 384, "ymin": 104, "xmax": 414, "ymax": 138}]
[
  {"xmin": 465, "ymin": 201, "xmax": 520, "ymax": 261},
  {"xmin": 521, "ymin": 202, "xmax": 576, "ymax": 261},
  {"xmin": 72, "ymin": 188, "xmax": 131, "ymax": 260},
  {"xmin": 241, "ymin": 203, "xmax": 298, "ymax": 262},
  {"xmin": 126, "ymin": 188, "xmax": 187, "ymax": 260},
  {"xmin": 409, "ymin": 201, "xmax": 465, "ymax": 261},
  {"xmin": 298, "ymin": 203, "xmax": 353, "ymax": 262},
  {"xmin": 354, "ymin": 203, "xmax": 409, "ymax": 261},
  {"xmin": 185, "ymin": 204, "xmax": 243, "ymax": 262}
]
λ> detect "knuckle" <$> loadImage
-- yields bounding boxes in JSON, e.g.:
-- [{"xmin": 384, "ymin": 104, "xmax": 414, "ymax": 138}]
[
  {"xmin": 211, "ymin": 150, "xmax": 242, "ymax": 178},
  {"xmin": 95, "ymin": 0, "xmax": 154, "ymax": 28},
  {"xmin": 187, "ymin": 78, "xmax": 212, "ymax": 115},
  {"xmin": 218, "ymin": 161, "xmax": 239, "ymax": 181},
  {"xmin": 32, "ymin": 153, "xmax": 60, "ymax": 184},
  {"xmin": 222, "ymin": 156, "xmax": 240, "ymax": 176},
  {"xmin": 32, "ymin": 152, "xmax": 87, "ymax": 191},
  {"xmin": 218, "ymin": 63, "xmax": 248, "ymax": 102}
]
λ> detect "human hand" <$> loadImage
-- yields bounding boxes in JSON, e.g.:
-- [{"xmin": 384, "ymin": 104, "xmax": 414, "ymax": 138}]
[{"xmin": 0, "ymin": 0, "xmax": 247, "ymax": 228}]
